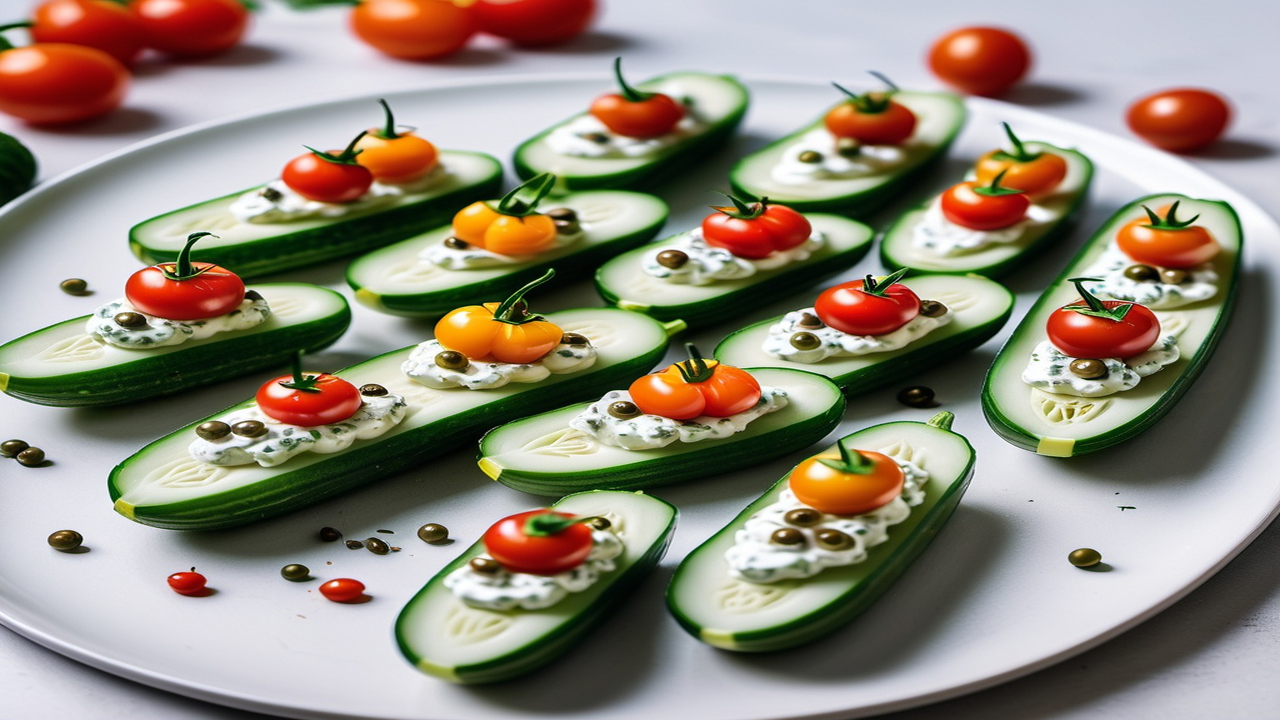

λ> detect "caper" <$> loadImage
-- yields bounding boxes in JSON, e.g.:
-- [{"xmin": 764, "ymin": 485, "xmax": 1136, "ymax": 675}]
[
  {"xmin": 244, "ymin": 290, "xmax": 263, "ymax": 301},
  {"xmin": 47, "ymin": 530, "xmax": 83, "ymax": 552},
  {"xmin": 1123, "ymin": 264, "xmax": 1160, "ymax": 282},
  {"xmin": 545, "ymin": 207, "xmax": 578, "ymax": 222},
  {"xmin": 359, "ymin": 383, "xmax": 388, "ymax": 397},
  {"xmin": 345, "ymin": 539, "xmax": 365, "ymax": 550},
  {"xmin": 583, "ymin": 132, "xmax": 610, "ymax": 144},
  {"xmin": 1, "ymin": 439, "xmax": 28, "ymax": 458},
  {"xmin": 114, "ymin": 311, "xmax": 147, "ymax": 328},
  {"xmin": 896, "ymin": 386, "xmax": 938, "ymax": 409},
  {"xmin": 469, "ymin": 557, "xmax": 501, "ymax": 575},
  {"xmin": 16, "ymin": 447, "xmax": 45, "ymax": 467},
  {"xmin": 1068, "ymin": 547, "xmax": 1102, "ymax": 568},
  {"xmin": 770, "ymin": 527, "xmax": 806, "ymax": 546},
  {"xmin": 195, "ymin": 421, "xmax": 231, "ymax": 441},
  {"xmin": 561, "ymin": 332, "xmax": 589, "ymax": 346},
  {"xmin": 607, "ymin": 401, "xmax": 641, "ymax": 419},
  {"xmin": 919, "ymin": 299, "xmax": 948, "ymax": 318},
  {"xmin": 1069, "ymin": 358, "xmax": 1108, "ymax": 380},
  {"xmin": 586, "ymin": 516, "xmax": 611, "ymax": 531},
  {"xmin": 784, "ymin": 508, "xmax": 823, "ymax": 527},
  {"xmin": 835, "ymin": 137, "xmax": 862, "ymax": 157},
  {"xmin": 280, "ymin": 563, "xmax": 310, "ymax": 581},
  {"xmin": 318, "ymin": 526, "xmax": 342, "ymax": 542},
  {"xmin": 435, "ymin": 350, "xmax": 468, "ymax": 371},
  {"xmin": 797, "ymin": 150, "xmax": 823, "ymax": 164},
  {"xmin": 789, "ymin": 332, "xmax": 821, "ymax": 351},
  {"xmin": 60, "ymin": 278, "xmax": 90, "ymax": 296},
  {"xmin": 366, "ymin": 537, "xmax": 390, "ymax": 555},
  {"xmin": 232, "ymin": 420, "xmax": 267, "ymax": 438},
  {"xmin": 443, "ymin": 236, "xmax": 469, "ymax": 250},
  {"xmin": 259, "ymin": 186, "xmax": 283, "ymax": 202},
  {"xmin": 814, "ymin": 528, "xmax": 855, "ymax": 551},
  {"xmin": 553, "ymin": 218, "xmax": 581, "ymax": 235},
  {"xmin": 1160, "ymin": 268, "xmax": 1190, "ymax": 285},
  {"xmin": 797, "ymin": 312, "xmax": 824, "ymax": 329},
  {"xmin": 655, "ymin": 249, "xmax": 688, "ymax": 269},
  {"xmin": 418, "ymin": 523, "xmax": 449, "ymax": 544}
]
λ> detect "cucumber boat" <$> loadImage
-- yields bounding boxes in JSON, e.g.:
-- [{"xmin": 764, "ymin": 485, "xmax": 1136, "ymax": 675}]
[
  {"xmin": 0, "ymin": 283, "xmax": 350, "ymax": 407},
  {"xmin": 109, "ymin": 308, "xmax": 673, "ymax": 530},
  {"xmin": 667, "ymin": 412, "xmax": 975, "ymax": 652},
  {"xmin": 715, "ymin": 274, "xmax": 1014, "ymax": 394},
  {"xmin": 130, "ymin": 150, "xmax": 503, "ymax": 279},
  {"xmin": 477, "ymin": 367, "xmax": 845, "ymax": 496},
  {"xmin": 395, "ymin": 490, "xmax": 677, "ymax": 684},
  {"xmin": 982, "ymin": 193, "xmax": 1242, "ymax": 457},
  {"xmin": 348, "ymin": 189, "xmax": 669, "ymax": 318}
]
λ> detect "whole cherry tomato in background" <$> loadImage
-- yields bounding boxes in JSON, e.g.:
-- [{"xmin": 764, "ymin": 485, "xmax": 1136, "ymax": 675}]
[
  {"xmin": 973, "ymin": 122, "xmax": 1068, "ymax": 198},
  {"xmin": 255, "ymin": 357, "xmax": 363, "ymax": 427},
  {"xmin": 350, "ymin": 0, "xmax": 476, "ymax": 60},
  {"xmin": 130, "ymin": 0, "xmax": 249, "ymax": 57},
  {"xmin": 1126, "ymin": 88, "xmax": 1230, "ymax": 152},
  {"xmin": 483, "ymin": 510, "xmax": 595, "ymax": 575},
  {"xmin": 1045, "ymin": 277, "xmax": 1160, "ymax": 359},
  {"xmin": 814, "ymin": 268, "xmax": 921, "ymax": 337},
  {"xmin": 1115, "ymin": 202, "xmax": 1220, "ymax": 268},
  {"xmin": 0, "ymin": 34, "xmax": 129, "ymax": 124},
  {"xmin": 823, "ymin": 74, "xmax": 917, "ymax": 146},
  {"xmin": 125, "ymin": 232, "xmax": 246, "ymax": 319},
  {"xmin": 167, "ymin": 569, "xmax": 209, "ymax": 596},
  {"xmin": 319, "ymin": 578, "xmax": 366, "ymax": 602},
  {"xmin": 282, "ymin": 131, "xmax": 374, "ymax": 203},
  {"xmin": 30, "ymin": 0, "xmax": 147, "ymax": 66},
  {"xmin": 788, "ymin": 442, "xmax": 904, "ymax": 516},
  {"xmin": 470, "ymin": 0, "xmax": 596, "ymax": 46},
  {"xmin": 701, "ymin": 194, "xmax": 812, "ymax": 260},
  {"xmin": 940, "ymin": 170, "xmax": 1030, "ymax": 231},
  {"xmin": 927, "ymin": 26, "xmax": 1031, "ymax": 96},
  {"xmin": 590, "ymin": 57, "xmax": 685, "ymax": 139},
  {"xmin": 629, "ymin": 344, "xmax": 761, "ymax": 420}
]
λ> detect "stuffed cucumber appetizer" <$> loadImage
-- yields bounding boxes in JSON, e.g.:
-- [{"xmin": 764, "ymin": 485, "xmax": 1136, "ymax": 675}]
[
  {"xmin": 348, "ymin": 179, "xmax": 669, "ymax": 318},
  {"xmin": 477, "ymin": 348, "xmax": 845, "ymax": 495},
  {"xmin": 110, "ymin": 300, "xmax": 673, "ymax": 530},
  {"xmin": 513, "ymin": 61, "xmax": 749, "ymax": 191},
  {"xmin": 729, "ymin": 79, "xmax": 966, "ymax": 216},
  {"xmin": 396, "ymin": 490, "xmax": 677, "ymax": 684},
  {"xmin": 881, "ymin": 124, "xmax": 1093, "ymax": 278},
  {"xmin": 595, "ymin": 196, "xmax": 873, "ymax": 329},
  {"xmin": 667, "ymin": 411, "xmax": 974, "ymax": 652},
  {"xmin": 715, "ymin": 273, "xmax": 1013, "ymax": 394},
  {"xmin": 982, "ymin": 194, "xmax": 1241, "ymax": 457}
]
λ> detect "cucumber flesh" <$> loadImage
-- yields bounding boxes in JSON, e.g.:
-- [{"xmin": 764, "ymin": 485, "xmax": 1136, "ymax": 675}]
[
  {"xmin": 395, "ymin": 490, "xmax": 677, "ymax": 684},
  {"xmin": 477, "ymin": 367, "xmax": 845, "ymax": 496},
  {"xmin": 715, "ymin": 274, "xmax": 1014, "ymax": 394},
  {"xmin": 108, "ymin": 308, "xmax": 672, "ymax": 530},
  {"xmin": 982, "ymin": 194, "xmax": 1242, "ymax": 457},
  {"xmin": 0, "ymin": 284, "xmax": 350, "ymax": 407},
  {"xmin": 667, "ymin": 415, "xmax": 975, "ymax": 652},
  {"xmin": 594, "ymin": 214, "xmax": 873, "ymax": 329},
  {"xmin": 347, "ymin": 190, "xmax": 669, "ymax": 317}
]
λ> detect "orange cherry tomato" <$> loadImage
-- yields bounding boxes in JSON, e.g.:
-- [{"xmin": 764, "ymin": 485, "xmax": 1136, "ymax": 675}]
[
  {"xmin": 589, "ymin": 57, "xmax": 684, "ymax": 139},
  {"xmin": 354, "ymin": 99, "xmax": 439, "ymax": 183},
  {"xmin": 823, "ymin": 76, "xmax": 916, "ymax": 146},
  {"xmin": 1115, "ymin": 202, "xmax": 1219, "ymax": 269},
  {"xmin": 482, "ymin": 510, "xmax": 594, "ymax": 575},
  {"xmin": 349, "ymin": 0, "xmax": 476, "ymax": 60},
  {"xmin": 1126, "ymin": 88, "xmax": 1230, "ymax": 152},
  {"xmin": 452, "ymin": 201, "xmax": 502, "ymax": 245},
  {"xmin": 927, "ymin": 26, "xmax": 1031, "ymax": 97},
  {"xmin": 940, "ymin": 171, "xmax": 1029, "ymax": 231},
  {"xmin": 30, "ymin": 0, "xmax": 147, "ymax": 66},
  {"xmin": 788, "ymin": 444, "xmax": 904, "ymax": 516},
  {"xmin": 973, "ymin": 122, "xmax": 1068, "ymax": 197},
  {"xmin": 0, "ymin": 42, "xmax": 129, "ymax": 125},
  {"xmin": 434, "ymin": 270, "xmax": 563, "ymax": 364},
  {"xmin": 629, "ymin": 344, "xmax": 761, "ymax": 420},
  {"xmin": 130, "ymin": 0, "xmax": 249, "ymax": 58},
  {"xmin": 482, "ymin": 214, "xmax": 558, "ymax": 255},
  {"xmin": 450, "ymin": 173, "xmax": 558, "ymax": 254}
]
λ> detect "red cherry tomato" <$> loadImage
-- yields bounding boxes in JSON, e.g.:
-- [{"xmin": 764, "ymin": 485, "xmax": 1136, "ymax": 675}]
[
  {"xmin": 814, "ymin": 270, "xmax": 921, "ymax": 337},
  {"xmin": 0, "ymin": 43, "xmax": 129, "ymax": 125},
  {"xmin": 1126, "ymin": 89, "xmax": 1230, "ymax": 152},
  {"xmin": 282, "ymin": 132, "xmax": 374, "ymax": 204},
  {"xmin": 30, "ymin": 0, "xmax": 147, "ymax": 66},
  {"xmin": 130, "ymin": 0, "xmax": 249, "ymax": 57},
  {"xmin": 1115, "ymin": 203, "xmax": 1220, "ymax": 269},
  {"xmin": 628, "ymin": 344, "xmax": 761, "ymax": 420},
  {"xmin": 167, "ymin": 569, "xmax": 208, "ymax": 596},
  {"xmin": 940, "ymin": 177, "xmax": 1030, "ymax": 231},
  {"xmin": 823, "ymin": 78, "xmax": 917, "ymax": 146},
  {"xmin": 469, "ymin": 0, "xmax": 595, "ymax": 46},
  {"xmin": 350, "ymin": 0, "xmax": 477, "ymax": 60},
  {"xmin": 701, "ymin": 196, "xmax": 812, "ymax": 260},
  {"xmin": 319, "ymin": 578, "xmax": 366, "ymax": 603},
  {"xmin": 1046, "ymin": 279, "xmax": 1160, "ymax": 359},
  {"xmin": 927, "ymin": 27, "xmax": 1031, "ymax": 97},
  {"xmin": 125, "ymin": 232, "xmax": 246, "ymax": 320},
  {"xmin": 482, "ymin": 510, "xmax": 594, "ymax": 576},
  {"xmin": 255, "ymin": 365, "xmax": 362, "ymax": 427},
  {"xmin": 589, "ymin": 58, "xmax": 684, "ymax": 139}
]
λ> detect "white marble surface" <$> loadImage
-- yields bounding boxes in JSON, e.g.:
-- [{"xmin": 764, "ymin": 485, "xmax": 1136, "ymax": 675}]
[{"xmin": 1, "ymin": 0, "xmax": 1278, "ymax": 718}]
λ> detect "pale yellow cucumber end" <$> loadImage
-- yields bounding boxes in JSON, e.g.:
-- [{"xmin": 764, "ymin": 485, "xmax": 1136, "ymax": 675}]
[
  {"xmin": 661, "ymin": 318, "xmax": 687, "ymax": 336},
  {"xmin": 113, "ymin": 498, "xmax": 136, "ymax": 521},
  {"xmin": 1036, "ymin": 436, "xmax": 1076, "ymax": 457},
  {"xmin": 477, "ymin": 457, "xmax": 503, "ymax": 480},
  {"xmin": 0, "ymin": 371, "xmax": 9, "ymax": 392},
  {"xmin": 615, "ymin": 299, "xmax": 651, "ymax": 312},
  {"xmin": 416, "ymin": 660, "xmax": 461, "ymax": 683},
  {"xmin": 354, "ymin": 288, "xmax": 384, "ymax": 310},
  {"xmin": 699, "ymin": 628, "xmax": 740, "ymax": 650}
]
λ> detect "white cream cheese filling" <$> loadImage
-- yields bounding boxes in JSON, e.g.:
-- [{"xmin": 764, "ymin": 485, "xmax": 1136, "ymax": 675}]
[
  {"xmin": 444, "ymin": 528, "xmax": 623, "ymax": 610},
  {"xmin": 86, "ymin": 294, "xmax": 270, "ymax": 350},
  {"xmin": 401, "ymin": 339, "xmax": 597, "ymax": 390},
  {"xmin": 1021, "ymin": 335, "xmax": 1181, "ymax": 397},
  {"xmin": 763, "ymin": 306, "xmax": 953, "ymax": 363},
  {"xmin": 640, "ymin": 227, "xmax": 825, "ymax": 285},
  {"xmin": 569, "ymin": 386, "xmax": 787, "ymax": 451}
]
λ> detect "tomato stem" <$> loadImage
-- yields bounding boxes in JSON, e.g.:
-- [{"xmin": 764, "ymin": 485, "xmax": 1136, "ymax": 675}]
[
  {"xmin": 0, "ymin": 22, "xmax": 34, "ymax": 50},
  {"xmin": 672, "ymin": 343, "xmax": 716, "ymax": 384},
  {"xmin": 973, "ymin": 168, "xmax": 1026, "ymax": 197},
  {"xmin": 860, "ymin": 267, "xmax": 910, "ymax": 297},
  {"xmin": 816, "ymin": 439, "xmax": 877, "ymax": 475},
  {"xmin": 491, "ymin": 269, "xmax": 555, "ymax": 325},
  {"xmin": 1063, "ymin": 277, "xmax": 1133, "ymax": 322},
  {"xmin": 305, "ymin": 130, "xmax": 368, "ymax": 165},
  {"xmin": 522, "ymin": 511, "xmax": 589, "ymax": 537},
  {"xmin": 611, "ymin": 57, "xmax": 651, "ymax": 103},
  {"xmin": 992, "ymin": 122, "xmax": 1042, "ymax": 163},
  {"xmin": 495, "ymin": 173, "xmax": 555, "ymax": 217},
  {"xmin": 160, "ymin": 232, "xmax": 219, "ymax": 281},
  {"xmin": 832, "ymin": 71, "xmax": 898, "ymax": 114},
  {"xmin": 375, "ymin": 99, "xmax": 403, "ymax": 140},
  {"xmin": 708, "ymin": 191, "xmax": 766, "ymax": 220},
  {"xmin": 1141, "ymin": 201, "xmax": 1200, "ymax": 230},
  {"xmin": 278, "ymin": 352, "xmax": 323, "ymax": 393}
]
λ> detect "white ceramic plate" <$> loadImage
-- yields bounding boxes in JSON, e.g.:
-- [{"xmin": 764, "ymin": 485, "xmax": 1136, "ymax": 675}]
[{"xmin": 0, "ymin": 74, "xmax": 1276, "ymax": 720}]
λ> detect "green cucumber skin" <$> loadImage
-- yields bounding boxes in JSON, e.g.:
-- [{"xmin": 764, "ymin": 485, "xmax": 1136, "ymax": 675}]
[
  {"xmin": 0, "ymin": 131, "xmax": 38, "ymax": 206},
  {"xmin": 667, "ymin": 420, "xmax": 975, "ymax": 652},
  {"xmin": 129, "ymin": 153, "xmax": 503, "ymax": 279},
  {"xmin": 0, "ymin": 286, "xmax": 351, "ymax": 408},
  {"xmin": 396, "ymin": 491, "xmax": 678, "ymax": 684},
  {"xmin": 981, "ymin": 194, "xmax": 1242, "ymax": 456},
  {"xmin": 108, "ymin": 336, "xmax": 669, "ymax": 530}
]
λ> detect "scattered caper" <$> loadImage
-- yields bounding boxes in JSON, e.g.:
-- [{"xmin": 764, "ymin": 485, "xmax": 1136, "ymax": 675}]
[
  {"xmin": 607, "ymin": 401, "xmax": 641, "ymax": 419},
  {"xmin": 1160, "ymin": 268, "xmax": 1189, "ymax": 285},
  {"xmin": 16, "ymin": 447, "xmax": 45, "ymax": 467},
  {"xmin": 418, "ymin": 523, "xmax": 449, "ymax": 544},
  {"xmin": 655, "ymin": 249, "xmax": 689, "ymax": 269},
  {"xmin": 1123, "ymin": 264, "xmax": 1160, "ymax": 282},
  {"xmin": 896, "ymin": 386, "xmax": 938, "ymax": 409},
  {"xmin": 1069, "ymin": 358, "xmax": 1108, "ymax": 380},
  {"xmin": 259, "ymin": 186, "xmax": 283, "ymax": 202},
  {"xmin": 1068, "ymin": 547, "xmax": 1102, "ymax": 568},
  {"xmin": 797, "ymin": 312, "xmax": 824, "ymax": 329},
  {"xmin": 366, "ymin": 537, "xmax": 390, "ymax": 555},
  {"xmin": 345, "ymin": 539, "xmax": 365, "ymax": 550},
  {"xmin": 789, "ymin": 332, "xmax": 821, "ymax": 351},
  {"xmin": 561, "ymin": 332, "xmax": 589, "ymax": 346},
  {"xmin": 918, "ymin": 300, "xmax": 948, "ymax": 318},
  {"xmin": 770, "ymin": 528, "xmax": 806, "ymax": 546},
  {"xmin": 280, "ymin": 563, "xmax": 310, "ymax": 581},
  {"xmin": 443, "ymin": 236, "xmax": 469, "ymax": 250},
  {"xmin": 836, "ymin": 137, "xmax": 862, "ymax": 158},
  {"xmin": 318, "ymin": 526, "xmax": 342, "ymax": 542},
  {"xmin": 545, "ymin": 207, "xmax": 578, "ymax": 222},
  {"xmin": 114, "ymin": 311, "xmax": 147, "ymax": 328},
  {"xmin": 583, "ymin": 132, "xmax": 610, "ymax": 144},
  {"xmin": 435, "ymin": 350, "xmax": 469, "ymax": 371},
  {"xmin": 1, "ymin": 439, "xmax": 29, "ymax": 458},
  {"xmin": 814, "ymin": 528, "xmax": 855, "ymax": 551},
  {"xmin": 784, "ymin": 508, "xmax": 823, "ymax": 527},
  {"xmin": 195, "ymin": 421, "xmax": 231, "ymax": 441},
  {"xmin": 47, "ymin": 530, "xmax": 83, "ymax": 552},
  {"xmin": 553, "ymin": 218, "xmax": 581, "ymax": 235},
  {"xmin": 359, "ymin": 383, "xmax": 388, "ymax": 397},
  {"xmin": 59, "ymin": 278, "xmax": 90, "ymax": 296},
  {"xmin": 232, "ymin": 420, "xmax": 267, "ymax": 438},
  {"xmin": 586, "ymin": 516, "xmax": 611, "ymax": 531},
  {"xmin": 797, "ymin": 150, "xmax": 823, "ymax": 164},
  {"xmin": 244, "ymin": 290, "xmax": 263, "ymax": 301},
  {"xmin": 469, "ymin": 557, "xmax": 501, "ymax": 575}
]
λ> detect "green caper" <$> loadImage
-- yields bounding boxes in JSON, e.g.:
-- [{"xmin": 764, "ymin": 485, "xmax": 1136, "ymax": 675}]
[
  {"xmin": 1, "ymin": 439, "xmax": 28, "ymax": 458},
  {"xmin": 359, "ymin": 383, "xmax": 388, "ymax": 397},
  {"xmin": 770, "ymin": 528, "xmax": 806, "ymax": 546},
  {"xmin": 443, "ymin": 236, "xmax": 469, "ymax": 250},
  {"xmin": 259, "ymin": 186, "xmax": 283, "ymax": 202},
  {"xmin": 280, "ymin": 563, "xmax": 310, "ymax": 581},
  {"xmin": 114, "ymin": 311, "xmax": 147, "ymax": 328},
  {"xmin": 919, "ymin": 300, "xmax": 948, "ymax": 318},
  {"xmin": 1068, "ymin": 547, "xmax": 1102, "ymax": 568},
  {"xmin": 553, "ymin": 218, "xmax": 581, "ymax": 235},
  {"xmin": 47, "ymin": 530, "xmax": 83, "ymax": 551},
  {"xmin": 1123, "ymin": 264, "xmax": 1160, "ymax": 282},
  {"xmin": 789, "ymin": 332, "xmax": 821, "ymax": 351},
  {"xmin": 318, "ymin": 526, "xmax": 341, "ymax": 542},
  {"xmin": 784, "ymin": 508, "xmax": 823, "ymax": 527},
  {"xmin": 1160, "ymin": 268, "xmax": 1189, "ymax": 285},
  {"xmin": 836, "ymin": 137, "xmax": 862, "ymax": 158},
  {"xmin": 345, "ymin": 539, "xmax": 365, "ymax": 550},
  {"xmin": 896, "ymin": 386, "xmax": 938, "ymax": 408},
  {"xmin": 195, "ymin": 421, "xmax": 231, "ymax": 441},
  {"xmin": 545, "ymin": 207, "xmax": 578, "ymax": 222},
  {"xmin": 16, "ymin": 447, "xmax": 45, "ymax": 467},
  {"xmin": 60, "ymin": 278, "xmax": 90, "ymax": 296},
  {"xmin": 561, "ymin": 332, "xmax": 589, "ymax": 346},
  {"xmin": 469, "ymin": 557, "xmax": 501, "ymax": 575},
  {"xmin": 607, "ymin": 401, "xmax": 641, "ymax": 419},
  {"xmin": 655, "ymin": 249, "xmax": 688, "ymax": 269},
  {"xmin": 583, "ymin": 132, "xmax": 610, "ymax": 144},
  {"xmin": 814, "ymin": 528, "xmax": 855, "ymax": 551},
  {"xmin": 797, "ymin": 150, "xmax": 823, "ymax": 164},
  {"xmin": 418, "ymin": 523, "xmax": 449, "ymax": 544},
  {"xmin": 1069, "ymin": 358, "xmax": 1108, "ymax": 379},
  {"xmin": 797, "ymin": 312, "xmax": 823, "ymax": 329},
  {"xmin": 586, "ymin": 516, "xmax": 612, "ymax": 531},
  {"xmin": 232, "ymin": 420, "xmax": 267, "ymax": 438},
  {"xmin": 244, "ymin": 290, "xmax": 263, "ymax": 301},
  {"xmin": 366, "ymin": 537, "xmax": 390, "ymax": 555},
  {"xmin": 435, "ymin": 350, "xmax": 468, "ymax": 371}
]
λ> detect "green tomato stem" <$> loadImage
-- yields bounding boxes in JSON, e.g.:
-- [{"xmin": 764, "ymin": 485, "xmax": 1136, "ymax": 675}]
[
  {"xmin": 160, "ymin": 232, "xmax": 218, "ymax": 281},
  {"xmin": 1064, "ymin": 277, "xmax": 1132, "ymax": 322},
  {"xmin": 491, "ymin": 269, "xmax": 555, "ymax": 325},
  {"xmin": 973, "ymin": 168, "xmax": 1026, "ymax": 197},
  {"xmin": 0, "ymin": 21, "xmax": 34, "ymax": 51},
  {"xmin": 817, "ymin": 439, "xmax": 878, "ymax": 475},
  {"xmin": 992, "ymin": 122, "xmax": 1042, "ymax": 163},
  {"xmin": 305, "ymin": 130, "xmax": 367, "ymax": 166},
  {"xmin": 375, "ymin": 98, "xmax": 402, "ymax": 140},
  {"xmin": 1141, "ymin": 201, "xmax": 1200, "ymax": 230},
  {"xmin": 495, "ymin": 173, "xmax": 556, "ymax": 217},
  {"xmin": 612, "ymin": 57, "xmax": 651, "ymax": 103},
  {"xmin": 522, "ymin": 512, "xmax": 589, "ymax": 537},
  {"xmin": 673, "ymin": 343, "xmax": 716, "ymax": 384},
  {"xmin": 278, "ymin": 351, "xmax": 322, "ymax": 393},
  {"xmin": 860, "ymin": 267, "xmax": 910, "ymax": 297},
  {"xmin": 709, "ymin": 191, "xmax": 766, "ymax": 220}
]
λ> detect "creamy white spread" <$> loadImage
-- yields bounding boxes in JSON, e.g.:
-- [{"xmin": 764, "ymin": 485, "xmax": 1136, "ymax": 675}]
[
  {"xmin": 419, "ymin": 226, "xmax": 584, "ymax": 270},
  {"xmin": 401, "ymin": 339, "xmax": 596, "ymax": 390},
  {"xmin": 188, "ymin": 393, "xmax": 407, "ymax": 467},
  {"xmin": 911, "ymin": 198, "xmax": 1058, "ymax": 256},
  {"xmin": 640, "ymin": 227, "xmax": 825, "ymax": 285},
  {"xmin": 444, "ymin": 527, "xmax": 623, "ymax": 610},
  {"xmin": 724, "ymin": 458, "xmax": 929, "ymax": 584},
  {"xmin": 228, "ymin": 165, "xmax": 445, "ymax": 224},
  {"xmin": 1021, "ymin": 335, "xmax": 1181, "ymax": 397},
  {"xmin": 544, "ymin": 85, "xmax": 704, "ymax": 158},
  {"xmin": 763, "ymin": 306, "xmax": 953, "ymax": 364},
  {"xmin": 770, "ymin": 127, "xmax": 909, "ymax": 185},
  {"xmin": 1079, "ymin": 243, "xmax": 1219, "ymax": 309},
  {"xmin": 86, "ymin": 295, "xmax": 270, "ymax": 350},
  {"xmin": 569, "ymin": 386, "xmax": 787, "ymax": 451}
]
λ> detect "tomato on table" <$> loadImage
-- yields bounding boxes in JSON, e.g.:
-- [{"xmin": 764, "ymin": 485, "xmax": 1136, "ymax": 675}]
[
  {"xmin": 469, "ymin": 0, "xmax": 595, "ymax": 46},
  {"xmin": 450, "ymin": 173, "xmax": 558, "ymax": 255},
  {"xmin": 1126, "ymin": 88, "xmax": 1230, "ymax": 152},
  {"xmin": 255, "ymin": 355, "xmax": 362, "ymax": 427},
  {"xmin": 354, "ymin": 99, "xmax": 439, "ymax": 183},
  {"xmin": 435, "ymin": 269, "xmax": 564, "ymax": 364},
  {"xmin": 940, "ymin": 169, "xmax": 1030, "ymax": 231},
  {"xmin": 130, "ymin": 0, "xmax": 248, "ymax": 57},
  {"xmin": 927, "ymin": 26, "xmax": 1031, "ymax": 96},
  {"xmin": 125, "ymin": 232, "xmax": 245, "ymax": 320},
  {"xmin": 167, "ymin": 569, "xmax": 209, "ymax": 596},
  {"xmin": 30, "ymin": 0, "xmax": 146, "ymax": 66},
  {"xmin": 789, "ymin": 441, "xmax": 904, "ymax": 516},
  {"xmin": 629, "ymin": 343, "xmax": 761, "ymax": 420},
  {"xmin": 349, "ymin": 0, "xmax": 476, "ymax": 60},
  {"xmin": 0, "ymin": 31, "xmax": 129, "ymax": 125},
  {"xmin": 1046, "ymin": 277, "xmax": 1160, "ymax": 359},
  {"xmin": 319, "ymin": 578, "xmax": 367, "ymax": 602},
  {"xmin": 973, "ymin": 122, "xmax": 1067, "ymax": 197},
  {"xmin": 483, "ymin": 510, "xmax": 595, "ymax": 575},
  {"xmin": 701, "ymin": 194, "xmax": 812, "ymax": 260},
  {"xmin": 823, "ymin": 73, "xmax": 917, "ymax": 146},
  {"xmin": 282, "ymin": 131, "xmax": 375, "ymax": 204},
  {"xmin": 814, "ymin": 267, "xmax": 920, "ymax": 337},
  {"xmin": 589, "ymin": 57, "xmax": 685, "ymax": 139}
]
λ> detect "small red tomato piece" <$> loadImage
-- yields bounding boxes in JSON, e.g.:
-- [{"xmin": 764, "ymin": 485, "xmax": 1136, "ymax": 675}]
[
  {"xmin": 282, "ymin": 151, "xmax": 374, "ymax": 204},
  {"xmin": 1126, "ymin": 89, "xmax": 1231, "ymax": 153},
  {"xmin": 824, "ymin": 99, "xmax": 917, "ymax": 145},
  {"xmin": 130, "ymin": 0, "xmax": 249, "ymax": 57},
  {"xmin": 940, "ymin": 180, "xmax": 1030, "ymax": 231},
  {"xmin": 350, "ymin": 0, "xmax": 477, "ymax": 60},
  {"xmin": 928, "ymin": 27, "xmax": 1031, "ymax": 97},
  {"xmin": 469, "ymin": 0, "xmax": 596, "ymax": 46},
  {"xmin": 319, "ymin": 578, "xmax": 366, "ymax": 602},
  {"xmin": 590, "ymin": 92, "xmax": 684, "ymax": 139},
  {"xmin": 31, "ymin": 0, "xmax": 147, "ymax": 66},
  {"xmin": 814, "ymin": 275, "xmax": 921, "ymax": 337},
  {"xmin": 702, "ymin": 199, "xmax": 811, "ymax": 259},
  {"xmin": 0, "ymin": 44, "xmax": 129, "ymax": 125},
  {"xmin": 1046, "ymin": 299, "xmax": 1160, "ymax": 359},
  {"xmin": 167, "ymin": 570, "xmax": 208, "ymax": 596},
  {"xmin": 483, "ymin": 510, "xmax": 594, "ymax": 576},
  {"xmin": 255, "ymin": 372, "xmax": 362, "ymax": 427}
]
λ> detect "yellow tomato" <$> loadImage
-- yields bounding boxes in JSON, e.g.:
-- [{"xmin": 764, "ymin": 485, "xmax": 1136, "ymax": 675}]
[{"xmin": 788, "ymin": 448, "xmax": 903, "ymax": 516}]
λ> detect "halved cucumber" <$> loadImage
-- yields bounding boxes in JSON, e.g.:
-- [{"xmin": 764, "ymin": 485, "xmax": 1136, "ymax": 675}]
[
  {"xmin": 347, "ymin": 190, "xmax": 669, "ymax": 317},
  {"xmin": 0, "ymin": 284, "xmax": 350, "ymax": 407},
  {"xmin": 129, "ymin": 151, "xmax": 503, "ymax": 279},
  {"xmin": 715, "ymin": 274, "xmax": 1014, "ymax": 394},
  {"xmin": 395, "ymin": 490, "xmax": 677, "ymax": 684},
  {"xmin": 108, "ymin": 308, "xmax": 672, "ymax": 530},
  {"xmin": 728, "ymin": 91, "xmax": 966, "ymax": 215},
  {"xmin": 477, "ymin": 367, "xmax": 845, "ymax": 496},
  {"xmin": 1, "ymin": 130, "xmax": 37, "ymax": 206},
  {"xmin": 594, "ymin": 214, "xmax": 873, "ymax": 329},
  {"xmin": 879, "ymin": 143, "xmax": 1094, "ymax": 278},
  {"xmin": 982, "ymin": 194, "xmax": 1241, "ymax": 457},
  {"xmin": 513, "ymin": 72, "xmax": 749, "ymax": 190},
  {"xmin": 667, "ymin": 412, "xmax": 975, "ymax": 652}
]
